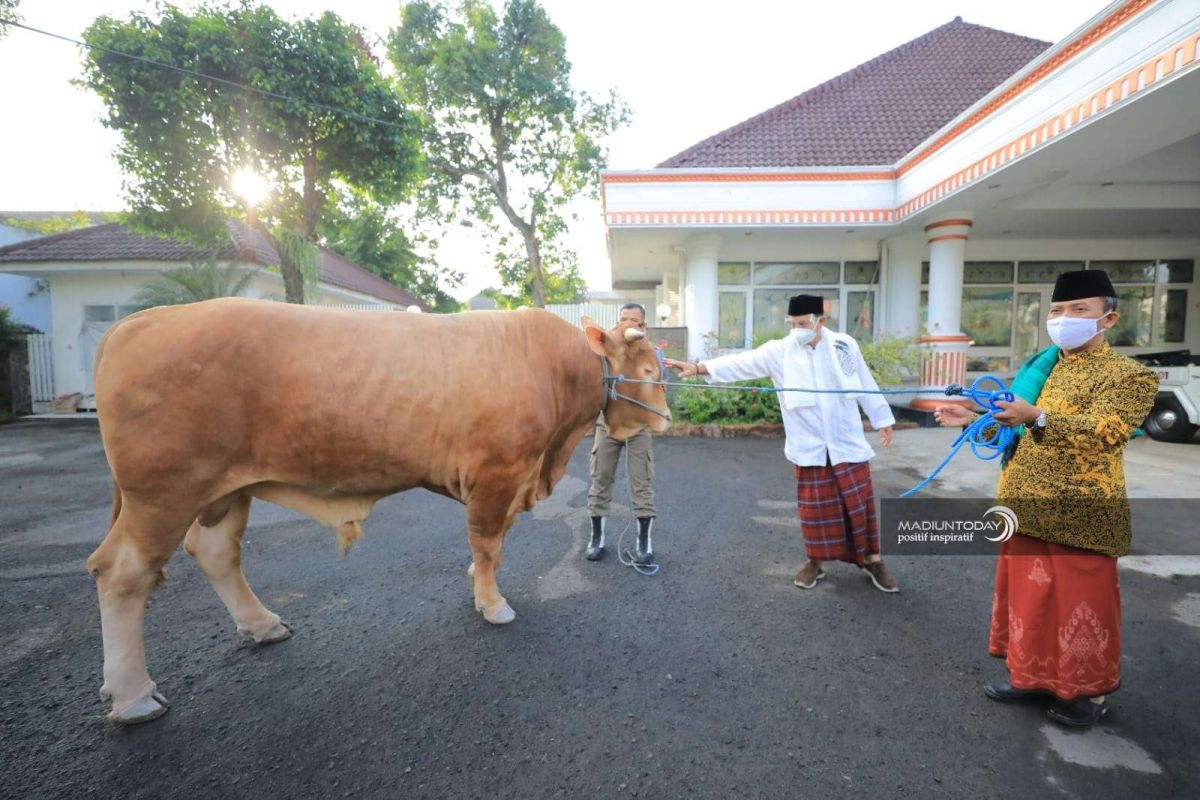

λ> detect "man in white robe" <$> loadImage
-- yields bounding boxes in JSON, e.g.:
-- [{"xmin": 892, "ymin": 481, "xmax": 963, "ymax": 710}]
[{"xmin": 667, "ymin": 294, "xmax": 899, "ymax": 592}]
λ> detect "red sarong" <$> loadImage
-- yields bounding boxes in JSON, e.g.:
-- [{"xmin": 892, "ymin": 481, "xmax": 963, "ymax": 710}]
[
  {"xmin": 989, "ymin": 532, "xmax": 1121, "ymax": 700},
  {"xmin": 794, "ymin": 461, "xmax": 879, "ymax": 566}
]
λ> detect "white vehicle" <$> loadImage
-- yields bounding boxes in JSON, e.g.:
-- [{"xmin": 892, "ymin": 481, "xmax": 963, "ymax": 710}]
[{"xmin": 1135, "ymin": 351, "xmax": 1200, "ymax": 443}]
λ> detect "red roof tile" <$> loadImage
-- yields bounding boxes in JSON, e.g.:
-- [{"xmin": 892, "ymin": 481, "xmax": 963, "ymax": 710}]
[
  {"xmin": 658, "ymin": 17, "xmax": 1051, "ymax": 169},
  {"xmin": 0, "ymin": 221, "xmax": 426, "ymax": 308}
]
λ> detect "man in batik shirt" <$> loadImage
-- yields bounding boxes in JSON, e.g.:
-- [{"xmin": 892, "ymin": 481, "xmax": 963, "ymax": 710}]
[{"xmin": 935, "ymin": 268, "xmax": 1157, "ymax": 727}]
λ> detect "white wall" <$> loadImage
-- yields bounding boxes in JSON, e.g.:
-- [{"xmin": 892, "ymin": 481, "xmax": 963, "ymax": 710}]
[{"xmin": 0, "ymin": 223, "xmax": 53, "ymax": 332}]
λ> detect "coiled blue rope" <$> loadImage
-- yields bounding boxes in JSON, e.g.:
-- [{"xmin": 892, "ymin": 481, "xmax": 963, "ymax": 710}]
[
  {"xmin": 898, "ymin": 375, "xmax": 1015, "ymax": 497},
  {"xmin": 614, "ymin": 373, "xmax": 1018, "ymax": 497}
]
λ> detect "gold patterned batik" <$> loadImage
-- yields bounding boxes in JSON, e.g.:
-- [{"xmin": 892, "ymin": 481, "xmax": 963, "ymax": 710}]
[{"xmin": 993, "ymin": 342, "xmax": 1158, "ymax": 557}]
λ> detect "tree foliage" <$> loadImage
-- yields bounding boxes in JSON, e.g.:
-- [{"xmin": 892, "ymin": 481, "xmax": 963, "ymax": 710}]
[
  {"xmin": 2, "ymin": 211, "xmax": 109, "ymax": 236},
  {"xmin": 318, "ymin": 191, "xmax": 463, "ymax": 313},
  {"xmin": 130, "ymin": 259, "xmax": 255, "ymax": 310},
  {"xmin": 0, "ymin": 1, "xmax": 20, "ymax": 40},
  {"xmin": 389, "ymin": 0, "xmax": 627, "ymax": 307},
  {"xmin": 80, "ymin": 3, "xmax": 421, "ymax": 303}
]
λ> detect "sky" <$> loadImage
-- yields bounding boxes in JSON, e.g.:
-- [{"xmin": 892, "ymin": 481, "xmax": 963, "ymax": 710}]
[{"xmin": 0, "ymin": 0, "xmax": 1104, "ymax": 299}]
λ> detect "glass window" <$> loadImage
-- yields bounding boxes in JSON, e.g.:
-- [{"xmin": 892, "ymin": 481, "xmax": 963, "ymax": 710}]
[
  {"xmin": 846, "ymin": 290, "xmax": 874, "ymax": 342},
  {"xmin": 84, "ymin": 305, "xmax": 116, "ymax": 323},
  {"xmin": 1110, "ymin": 287, "xmax": 1154, "ymax": 346},
  {"xmin": 754, "ymin": 288, "xmax": 838, "ymax": 341},
  {"xmin": 754, "ymin": 262, "xmax": 840, "ymax": 285},
  {"xmin": 718, "ymin": 292, "xmax": 746, "ymax": 349},
  {"xmin": 962, "ymin": 288, "xmax": 1013, "ymax": 346},
  {"xmin": 1090, "ymin": 261, "xmax": 1156, "ymax": 283},
  {"xmin": 1159, "ymin": 289, "xmax": 1187, "ymax": 343},
  {"xmin": 1162, "ymin": 260, "xmax": 1194, "ymax": 284},
  {"xmin": 117, "ymin": 305, "xmax": 141, "ymax": 319},
  {"xmin": 718, "ymin": 262, "xmax": 750, "ymax": 285},
  {"xmin": 1014, "ymin": 292, "xmax": 1042, "ymax": 365},
  {"xmin": 843, "ymin": 261, "xmax": 879, "ymax": 284},
  {"xmin": 1018, "ymin": 261, "xmax": 1085, "ymax": 283},
  {"xmin": 967, "ymin": 356, "xmax": 1012, "ymax": 374},
  {"xmin": 921, "ymin": 262, "xmax": 929, "ymax": 285},
  {"xmin": 964, "ymin": 261, "xmax": 1014, "ymax": 283}
]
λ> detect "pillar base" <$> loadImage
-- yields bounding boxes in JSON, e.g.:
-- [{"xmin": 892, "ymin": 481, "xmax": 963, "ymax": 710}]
[{"xmin": 911, "ymin": 333, "xmax": 972, "ymax": 410}]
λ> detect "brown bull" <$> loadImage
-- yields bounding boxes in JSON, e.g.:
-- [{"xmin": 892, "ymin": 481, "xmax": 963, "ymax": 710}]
[{"xmin": 86, "ymin": 298, "xmax": 670, "ymax": 724}]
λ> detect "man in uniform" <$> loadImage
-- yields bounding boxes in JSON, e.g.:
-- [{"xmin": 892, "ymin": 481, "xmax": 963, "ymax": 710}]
[
  {"xmin": 586, "ymin": 303, "xmax": 659, "ymax": 566},
  {"xmin": 934, "ymin": 269, "xmax": 1158, "ymax": 727}
]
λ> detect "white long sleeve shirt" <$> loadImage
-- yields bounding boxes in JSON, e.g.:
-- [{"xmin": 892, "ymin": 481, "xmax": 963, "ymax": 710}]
[{"xmin": 701, "ymin": 331, "xmax": 896, "ymax": 467}]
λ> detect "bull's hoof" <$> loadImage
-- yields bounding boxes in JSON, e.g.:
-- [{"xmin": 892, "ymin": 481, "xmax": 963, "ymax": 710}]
[
  {"xmin": 252, "ymin": 620, "xmax": 293, "ymax": 644},
  {"xmin": 109, "ymin": 688, "xmax": 170, "ymax": 725},
  {"xmin": 478, "ymin": 601, "xmax": 516, "ymax": 625},
  {"xmin": 467, "ymin": 562, "xmax": 476, "ymax": 578},
  {"xmin": 239, "ymin": 616, "xmax": 293, "ymax": 644}
]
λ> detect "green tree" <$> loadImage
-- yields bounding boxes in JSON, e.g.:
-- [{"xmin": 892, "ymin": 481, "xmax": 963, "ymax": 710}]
[
  {"xmin": 319, "ymin": 191, "xmax": 463, "ymax": 313},
  {"xmin": 0, "ymin": 1, "xmax": 20, "ymax": 40},
  {"xmin": 389, "ymin": 0, "xmax": 627, "ymax": 308},
  {"xmin": 80, "ymin": 3, "xmax": 421, "ymax": 304},
  {"xmin": 130, "ymin": 259, "xmax": 254, "ymax": 310},
  {"xmin": 1, "ymin": 211, "xmax": 107, "ymax": 236}
]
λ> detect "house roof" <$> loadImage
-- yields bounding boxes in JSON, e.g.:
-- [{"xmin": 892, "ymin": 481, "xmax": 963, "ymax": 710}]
[
  {"xmin": 658, "ymin": 17, "xmax": 1051, "ymax": 169},
  {"xmin": 0, "ymin": 220, "xmax": 426, "ymax": 308}
]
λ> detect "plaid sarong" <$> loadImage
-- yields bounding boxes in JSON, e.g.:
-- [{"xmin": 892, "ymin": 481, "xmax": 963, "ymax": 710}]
[{"xmin": 794, "ymin": 460, "xmax": 880, "ymax": 566}]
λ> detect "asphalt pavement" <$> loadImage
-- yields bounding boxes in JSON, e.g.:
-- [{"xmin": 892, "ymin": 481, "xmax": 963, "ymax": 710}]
[{"xmin": 1, "ymin": 418, "xmax": 1197, "ymax": 799}]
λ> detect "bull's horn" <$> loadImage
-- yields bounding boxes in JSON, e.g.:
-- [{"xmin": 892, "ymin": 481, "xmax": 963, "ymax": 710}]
[{"xmin": 624, "ymin": 327, "xmax": 645, "ymax": 342}]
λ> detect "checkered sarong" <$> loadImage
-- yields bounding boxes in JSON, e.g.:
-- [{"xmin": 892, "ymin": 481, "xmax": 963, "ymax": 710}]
[{"xmin": 794, "ymin": 461, "xmax": 880, "ymax": 566}]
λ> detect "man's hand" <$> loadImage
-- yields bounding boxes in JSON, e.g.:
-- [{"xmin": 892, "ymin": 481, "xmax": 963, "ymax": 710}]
[
  {"xmin": 664, "ymin": 357, "xmax": 702, "ymax": 378},
  {"xmin": 993, "ymin": 397, "xmax": 1042, "ymax": 426},
  {"xmin": 878, "ymin": 426, "xmax": 893, "ymax": 447},
  {"xmin": 933, "ymin": 405, "xmax": 974, "ymax": 427}
]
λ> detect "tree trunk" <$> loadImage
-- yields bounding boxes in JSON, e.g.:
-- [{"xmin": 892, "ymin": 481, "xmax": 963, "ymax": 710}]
[
  {"xmin": 524, "ymin": 231, "xmax": 545, "ymax": 308},
  {"xmin": 278, "ymin": 251, "xmax": 306, "ymax": 305}
]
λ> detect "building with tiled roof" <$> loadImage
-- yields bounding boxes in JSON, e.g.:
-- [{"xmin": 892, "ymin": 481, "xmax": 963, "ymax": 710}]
[
  {"xmin": 0, "ymin": 218, "xmax": 427, "ymax": 409},
  {"xmin": 602, "ymin": 0, "xmax": 1200, "ymax": 410}
]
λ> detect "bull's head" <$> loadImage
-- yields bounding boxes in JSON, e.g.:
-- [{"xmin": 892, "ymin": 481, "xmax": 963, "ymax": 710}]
[{"xmin": 582, "ymin": 316, "xmax": 672, "ymax": 439}]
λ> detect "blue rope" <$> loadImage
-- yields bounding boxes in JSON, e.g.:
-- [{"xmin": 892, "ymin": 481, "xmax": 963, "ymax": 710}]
[
  {"xmin": 615, "ymin": 373, "xmax": 1018, "ymax": 497},
  {"xmin": 899, "ymin": 375, "xmax": 1015, "ymax": 497}
]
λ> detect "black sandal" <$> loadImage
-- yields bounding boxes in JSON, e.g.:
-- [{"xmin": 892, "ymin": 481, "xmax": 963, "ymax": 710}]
[{"xmin": 1047, "ymin": 697, "xmax": 1108, "ymax": 727}]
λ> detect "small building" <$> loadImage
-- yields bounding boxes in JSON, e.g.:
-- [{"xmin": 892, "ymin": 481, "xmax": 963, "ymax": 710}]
[
  {"xmin": 0, "ymin": 220, "xmax": 425, "ymax": 410},
  {"xmin": 600, "ymin": 2, "xmax": 1200, "ymax": 407}
]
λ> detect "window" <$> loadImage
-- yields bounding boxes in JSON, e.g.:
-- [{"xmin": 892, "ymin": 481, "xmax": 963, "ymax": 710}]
[
  {"xmin": 753, "ymin": 262, "xmax": 839, "ymax": 285},
  {"xmin": 961, "ymin": 288, "xmax": 1013, "ymax": 346},
  {"xmin": 1018, "ymin": 261, "xmax": 1084, "ymax": 282},
  {"xmin": 846, "ymin": 290, "xmax": 875, "ymax": 342},
  {"xmin": 1109, "ymin": 287, "xmax": 1154, "ymax": 346},
  {"xmin": 967, "ymin": 356, "xmax": 1012, "ymax": 373},
  {"xmin": 754, "ymin": 288, "xmax": 838, "ymax": 341},
  {"xmin": 1162, "ymin": 260, "xmax": 1194, "ymax": 283},
  {"xmin": 1014, "ymin": 292, "xmax": 1042, "ymax": 365},
  {"xmin": 1090, "ymin": 261, "xmax": 1157, "ymax": 283},
  {"xmin": 718, "ymin": 262, "xmax": 750, "ymax": 285},
  {"xmin": 1160, "ymin": 289, "xmax": 1187, "ymax": 343},
  {"xmin": 84, "ymin": 305, "xmax": 117, "ymax": 323},
  {"xmin": 718, "ymin": 292, "xmax": 746, "ymax": 349},
  {"xmin": 843, "ymin": 261, "xmax": 879, "ymax": 284},
  {"xmin": 964, "ymin": 262, "xmax": 1014, "ymax": 284}
]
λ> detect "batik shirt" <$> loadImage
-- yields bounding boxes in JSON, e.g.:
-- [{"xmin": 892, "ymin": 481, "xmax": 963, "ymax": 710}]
[{"xmin": 993, "ymin": 342, "xmax": 1158, "ymax": 557}]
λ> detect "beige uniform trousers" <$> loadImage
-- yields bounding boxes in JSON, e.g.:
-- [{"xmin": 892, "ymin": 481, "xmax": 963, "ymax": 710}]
[{"xmin": 586, "ymin": 414, "xmax": 656, "ymax": 518}]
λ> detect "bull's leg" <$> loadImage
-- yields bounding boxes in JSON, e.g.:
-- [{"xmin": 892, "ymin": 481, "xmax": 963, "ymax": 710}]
[
  {"xmin": 465, "ymin": 495, "xmax": 518, "ymax": 625},
  {"xmin": 87, "ymin": 498, "xmax": 192, "ymax": 724},
  {"xmin": 183, "ymin": 494, "xmax": 291, "ymax": 644}
]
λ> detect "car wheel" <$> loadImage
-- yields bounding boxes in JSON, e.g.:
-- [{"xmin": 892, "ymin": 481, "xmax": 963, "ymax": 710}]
[{"xmin": 1144, "ymin": 396, "xmax": 1199, "ymax": 443}]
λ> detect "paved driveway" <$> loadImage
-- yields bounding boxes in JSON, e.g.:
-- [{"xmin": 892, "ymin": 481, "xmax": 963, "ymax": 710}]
[{"xmin": 1, "ymin": 419, "xmax": 1197, "ymax": 799}]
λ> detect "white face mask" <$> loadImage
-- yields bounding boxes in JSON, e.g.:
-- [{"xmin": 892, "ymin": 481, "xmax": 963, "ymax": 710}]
[
  {"xmin": 1046, "ymin": 314, "xmax": 1108, "ymax": 350},
  {"xmin": 789, "ymin": 327, "xmax": 816, "ymax": 346}
]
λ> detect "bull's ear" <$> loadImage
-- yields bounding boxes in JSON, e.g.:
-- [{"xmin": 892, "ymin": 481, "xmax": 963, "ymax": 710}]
[
  {"xmin": 584, "ymin": 324, "xmax": 611, "ymax": 357},
  {"xmin": 580, "ymin": 315, "xmax": 597, "ymax": 328}
]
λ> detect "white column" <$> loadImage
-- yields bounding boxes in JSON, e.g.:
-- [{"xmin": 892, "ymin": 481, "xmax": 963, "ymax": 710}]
[
  {"xmin": 914, "ymin": 215, "xmax": 973, "ymax": 410},
  {"xmin": 681, "ymin": 233, "xmax": 721, "ymax": 360},
  {"xmin": 883, "ymin": 235, "xmax": 923, "ymax": 338}
]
